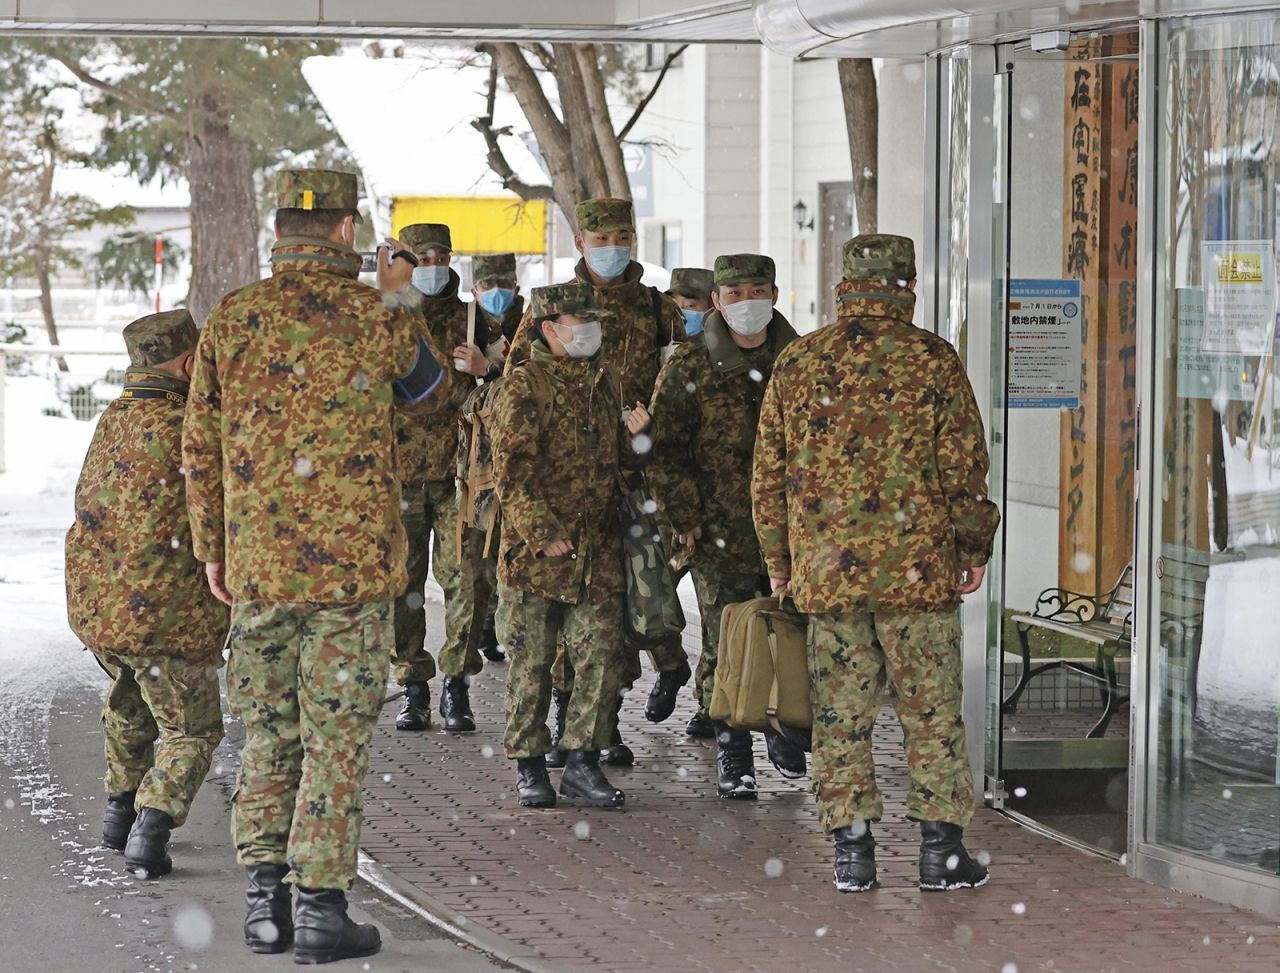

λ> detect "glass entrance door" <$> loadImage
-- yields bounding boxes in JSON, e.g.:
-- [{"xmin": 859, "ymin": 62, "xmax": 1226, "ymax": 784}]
[{"xmin": 983, "ymin": 32, "xmax": 1142, "ymax": 855}]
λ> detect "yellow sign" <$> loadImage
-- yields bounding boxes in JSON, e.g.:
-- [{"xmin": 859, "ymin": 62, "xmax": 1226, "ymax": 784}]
[
  {"xmin": 392, "ymin": 196, "xmax": 547, "ymax": 255},
  {"xmin": 1215, "ymin": 250, "xmax": 1265, "ymax": 285}
]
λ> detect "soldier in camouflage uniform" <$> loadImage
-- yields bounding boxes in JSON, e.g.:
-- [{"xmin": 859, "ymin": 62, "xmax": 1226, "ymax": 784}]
[
  {"xmin": 666, "ymin": 267, "xmax": 714, "ymax": 338},
  {"xmin": 751, "ymin": 234, "xmax": 1000, "ymax": 894},
  {"xmin": 457, "ymin": 252, "xmax": 525, "ymax": 664},
  {"xmin": 647, "ymin": 254, "xmax": 808, "ymax": 796},
  {"xmin": 184, "ymin": 168, "xmax": 438, "ymax": 962},
  {"xmin": 384, "ymin": 223, "xmax": 482, "ymax": 734},
  {"xmin": 65, "ymin": 309, "xmax": 228, "ymax": 881},
  {"xmin": 507, "ymin": 197, "xmax": 689, "ymax": 768},
  {"xmin": 491, "ymin": 283, "xmax": 644, "ymax": 810}
]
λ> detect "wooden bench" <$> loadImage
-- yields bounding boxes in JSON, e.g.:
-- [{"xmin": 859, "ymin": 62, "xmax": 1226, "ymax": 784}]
[{"xmin": 1002, "ymin": 565, "xmax": 1132, "ymax": 739}]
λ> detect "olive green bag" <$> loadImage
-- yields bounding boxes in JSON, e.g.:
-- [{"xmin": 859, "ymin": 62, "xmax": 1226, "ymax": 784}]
[
  {"xmin": 619, "ymin": 486, "xmax": 686, "ymax": 645},
  {"xmin": 710, "ymin": 595, "xmax": 812, "ymax": 732}
]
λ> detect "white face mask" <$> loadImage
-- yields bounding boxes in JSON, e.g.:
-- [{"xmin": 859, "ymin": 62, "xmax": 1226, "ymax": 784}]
[
  {"xmin": 722, "ymin": 298, "xmax": 773, "ymax": 336},
  {"xmin": 411, "ymin": 264, "xmax": 450, "ymax": 296},
  {"xmin": 554, "ymin": 320, "xmax": 602, "ymax": 359}
]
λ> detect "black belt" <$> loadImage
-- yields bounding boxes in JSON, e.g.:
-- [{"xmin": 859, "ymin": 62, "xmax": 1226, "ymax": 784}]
[{"xmin": 121, "ymin": 386, "xmax": 187, "ymax": 403}]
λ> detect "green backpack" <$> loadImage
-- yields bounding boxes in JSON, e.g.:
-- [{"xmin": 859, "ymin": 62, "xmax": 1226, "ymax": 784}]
[{"xmin": 620, "ymin": 485, "xmax": 687, "ymax": 645}]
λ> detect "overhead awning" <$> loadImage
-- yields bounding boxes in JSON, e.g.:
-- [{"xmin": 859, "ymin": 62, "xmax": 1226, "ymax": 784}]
[{"xmin": 0, "ymin": 0, "xmax": 756, "ymax": 41}]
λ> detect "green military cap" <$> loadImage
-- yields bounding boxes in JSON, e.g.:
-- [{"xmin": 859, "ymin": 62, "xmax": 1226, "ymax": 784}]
[
  {"xmin": 714, "ymin": 254, "xmax": 776, "ymax": 287},
  {"xmin": 123, "ymin": 309, "xmax": 199, "ymax": 368},
  {"xmin": 575, "ymin": 197, "xmax": 634, "ymax": 234},
  {"xmin": 473, "ymin": 252, "xmax": 517, "ymax": 282},
  {"xmin": 275, "ymin": 168, "xmax": 362, "ymax": 220},
  {"xmin": 530, "ymin": 283, "xmax": 614, "ymax": 323},
  {"xmin": 400, "ymin": 223, "xmax": 452, "ymax": 254},
  {"xmin": 843, "ymin": 233, "xmax": 917, "ymax": 283},
  {"xmin": 668, "ymin": 267, "xmax": 714, "ymax": 299}
]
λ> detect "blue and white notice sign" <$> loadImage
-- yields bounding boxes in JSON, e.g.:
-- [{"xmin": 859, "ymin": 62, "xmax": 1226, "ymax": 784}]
[{"xmin": 1008, "ymin": 279, "xmax": 1083, "ymax": 409}]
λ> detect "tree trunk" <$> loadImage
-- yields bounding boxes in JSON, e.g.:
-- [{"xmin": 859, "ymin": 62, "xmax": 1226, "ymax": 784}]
[
  {"xmin": 575, "ymin": 44, "xmax": 631, "ymax": 199},
  {"xmin": 490, "ymin": 43, "xmax": 582, "ymax": 227},
  {"xmin": 838, "ymin": 58, "xmax": 879, "ymax": 234},
  {"xmin": 34, "ymin": 142, "xmax": 68, "ymax": 372},
  {"xmin": 553, "ymin": 42, "xmax": 610, "ymax": 202},
  {"xmin": 186, "ymin": 123, "xmax": 258, "ymax": 323}
]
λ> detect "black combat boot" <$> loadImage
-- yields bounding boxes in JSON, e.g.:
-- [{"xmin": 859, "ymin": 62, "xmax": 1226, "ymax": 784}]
[
  {"xmin": 480, "ymin": 615, "xmax": 505, "ymax": 663},
  {"xmin": 516, "ymin": 757, "xmax": 557, "ymax": 808},
  {"xmin": 439, "ymin": 676, "xmax": 476, "ymax": 733},
  {"xmin": 918, "ymin": 820, "xmax": 989, "ymax": 891},
  {"xmin": 544, "ymin": 688, "xmax": 569, "ymax": 769},
  {"xmin": 714, "ymin": 722, "xmax": 757, "ymax": 800},
  {"xmin": 832, "ymin": 822, "xmax": 878, "ymax": 892},
  {"xmin": 102, "ymin": 790, "xmax": 137, "ymax": 851},
  {"xmin": 601, "ymin": 694, "xmax": 634, "ymax": 767},
  {"xmin": 123, "ymin": 807, "xmax": 174, "ymax": 879},
  {"xmin": 293, "ymin": 887, "xmax": 380, "ymax": 965},
  {"xmin": 644, "ymin": 659, "xmax": 691, "ymax": 723},
  {"xmin": 559, "ymin": 750, "xmax": 625, "ymax": 808},
  {"xmin": 244, "ymin": 864, "xmax": 293, "ymax": 954},
  {"xmin": 395, "ymin": 681, "xmax": 431, "ymax": 732},
  {"xmin": 764, "ymin": 728, "xmax": 808, "ymax": 780},
  {"xmin": 685, "ymin": 710, "xmax": 715, "ymax": 738}
]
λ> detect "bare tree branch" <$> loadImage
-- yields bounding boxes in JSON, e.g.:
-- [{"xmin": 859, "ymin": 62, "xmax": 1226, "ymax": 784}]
[
  {"xmin": 521, "ymin": 42, "xmax": 556, "ymax": 75},
  {"xmin": 471, "ymin": 59, "xmax": 556, "ymax": 203},
  {"xmin": 553, "ymin": 42, "xmax": 609, "ymax": 200},
  {"xmin": 616, "ymin": 44, "xmax": 689, "ymax": 143},
  {"xmin": 51, "ymin": 55, "xmax": 182, "ymax": 121},
  {"xmin": 838, "ymin": 58, "xmax": 879, "ymax": 233}
]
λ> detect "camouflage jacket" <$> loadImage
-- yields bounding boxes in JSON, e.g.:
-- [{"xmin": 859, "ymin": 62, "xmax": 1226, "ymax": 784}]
[
  {"xmin": 507, "ymin": 259, "xmax": 685, "ymax": 407},
  {"xmin": 395, "ymin": 269, "xmax": 475, "ymax": 485},
  {"xmin": 491, "ymin": 342, "xmax": 627, "ymax": 605},
  {"xmin": 183, "ymin": 237, "xmax": 423, "ymax": 605},
  {"xmin": 66, "ymin": 368, "xmax": 229, "ymax": 658},
  {"xmin": 752, "ymin": 280, "xmax": 1000, "ymax": 613},
  {"xmin": 648, "ymin": 308, "xmax": 797, "ymax": 573}
]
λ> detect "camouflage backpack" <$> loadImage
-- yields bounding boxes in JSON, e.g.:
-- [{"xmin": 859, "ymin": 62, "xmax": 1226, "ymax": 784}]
[
  {"xmin": 620, "ymin": 485, "xmax": 687, "ymax": 645},
  {"xmin": 455, "ymin": 361, "xmax": 550, "ymax": 558}
]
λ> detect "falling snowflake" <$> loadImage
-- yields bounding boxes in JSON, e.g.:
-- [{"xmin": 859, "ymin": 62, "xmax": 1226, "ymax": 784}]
[
  {"xmin": 574, "ymin": 821, "xmax": 591, "ymax": 840},
  {"xmin": 405, "ymin": 592, "xmax": 425, "ymax": 611},
  {"xmin": 976, "ymin": 850, "xmax": 992, "ymax": 867},
  {"xmin": 148, "ymin": 666, "xmax": 161, "ymax": 678},
  {"xmin": 642, "ymin": 499, "xmax": 658, "ymax": 514},
  {"xmin": 481, "ymin": 745, "xmax": 495, "ymax": 758},
  {"xmin": 1222, "ymin": 788, "xmax": 1233, "ymax": 799},
  {"xmin": 631, "ymin": 433, "xmax": 653, "ymax": 455},
  {"xmin": 815, "ymin": 926, "xmax": 829, "ymax": 938},
  {"xmin": 336, "ymin": 669, "xmax": 349, "ymax": 684},
  {"xmin": 763, "ymin": 858, "xmax": 784, "ymax": 878},
  {"xmin": 1011, "ymin": 902, "xmax": 1026, "ymax": 915},
  {"xmin": 351, "ymin": 372, "xmax": 370, "ymax": 392},
  {"xmin": 685, "ymin": 382, "xmax": 697, "ymax": 393},
  {"xmin": 169, "ymin": 537, "xmax": 180, "ymax": 549},
  {"xmin": 748, "ymin": 368, "xmax": 763, "ymax": 383},
  {"xmin": 946, "ymin": 854, "xmax": 960, "ymax": 871},
  {"xmin": 1013, "ymin": 786, "xmax": 1028, "ymax": 798},
  {"xmin": 382, "ymin": 774, "xmax": 392, "ymax": 783},
  {"xmin": 172, "ymin": 901, "xmax": 215, "ymax": 951},
  {"xmin": 293, "ymin": 457, "xmax": 313, "ymax": 477}
]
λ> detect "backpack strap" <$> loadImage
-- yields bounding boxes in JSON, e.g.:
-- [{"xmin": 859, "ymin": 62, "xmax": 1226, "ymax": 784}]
[
  {"xmin": 649, "ymin": 286, "xmax": 669, "ymax": 347},
  {"xmin": 467, "ymin": 300, "xmax": 477, "ymax": 347}
]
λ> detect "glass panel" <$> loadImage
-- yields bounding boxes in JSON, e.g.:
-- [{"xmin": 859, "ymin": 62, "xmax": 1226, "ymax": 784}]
[
  {"xmin": 1154, "ymin": 14, "xmax": 1280, "ymax": 878},
  {"xmin": 948, "ymin": 53, "xmax": 971, "ymax": 362}
]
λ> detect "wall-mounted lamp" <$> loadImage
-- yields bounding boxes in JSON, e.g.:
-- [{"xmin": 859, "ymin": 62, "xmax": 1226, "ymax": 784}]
[{"xmin": 793, "ymin": 199, "xmax": 814, "ymax": 231}]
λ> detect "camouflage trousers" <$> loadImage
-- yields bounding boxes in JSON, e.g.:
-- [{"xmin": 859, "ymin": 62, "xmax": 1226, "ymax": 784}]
[
  {"xmin": 467, "ymin": 520, "xmax": 500, "ymax": 640},
  {"xmin": 94, "ymin": 650, "xmax": 223, "ymax": 827},
  {"xmin": 228, "ymin": 599, "xmax": 391, "ymax": 890},
  {"xmin": 690, "ymin": 567, "xmax": 769, "ymax": 715},
  {"xmin": 808, "ymin": 610, "xmax": 975, "ymax": 832},
  {"xmin": 393, "ymin": 479, "xmax": 480, "ymax": 683},
  {"xmin": 496, "ymin": 582, "xmax": 622, "ymax": 758}
]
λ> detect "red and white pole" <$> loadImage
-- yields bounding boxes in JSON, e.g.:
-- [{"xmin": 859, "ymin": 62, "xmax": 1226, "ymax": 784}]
[{"xmin": 154, "ymin": 236, "xmax": 163, "ymax": 312}]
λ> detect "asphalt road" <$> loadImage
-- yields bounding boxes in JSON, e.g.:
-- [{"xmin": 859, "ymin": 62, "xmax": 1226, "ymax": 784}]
[{"xmin": 0, "ymin": 483, "xmax": 509, "ymax": 973}]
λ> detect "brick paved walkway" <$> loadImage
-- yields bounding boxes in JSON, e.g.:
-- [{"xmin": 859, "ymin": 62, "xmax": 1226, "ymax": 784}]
[{"xmin": 361, "ymin": 610, "xmax": 1280, "ymax": 973}]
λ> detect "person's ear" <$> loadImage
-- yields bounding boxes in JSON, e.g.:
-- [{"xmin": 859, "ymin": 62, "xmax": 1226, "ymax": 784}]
[
  {"xmin": 907, "ymin": 278, "xmax": 918, "ymax": 292},
  {"xmin": 770, "ymin": 285, "xmax": 780, "ymax": 307},
  {"xmin": 181, "ymin": 352, "xmax": 195, "ymax": 381},
  {"xmin": 711, "ymin": 290, "xmax": 724, "ymax": 315},
  {"xmin": 573, "ymin": 233, "xmax": 584, "ymax": 255}
]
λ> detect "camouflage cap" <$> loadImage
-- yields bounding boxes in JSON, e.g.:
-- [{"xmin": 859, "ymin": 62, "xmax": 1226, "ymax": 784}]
[
  {"xmin": 123, "ymin": 309, "xmax": 199, "ymax": 368},
  {"xmin": 275, "ymin": 168, "xmax": 362, "ymax": 220},
  {"xmin": 575, "ymin": 197, "xmax": 634, "ymax": 234},
  {"xmin": 530, "ymin": 283, "xmax": 614, "ymax": 323},
  {"xmin": 713, "ymin": 254, "xmax": 776, "ymax": 287},
  {"xmin": 843, "ymin": 233, "xmax": 917, "ymax": 283},
  {"xmin": 668, "ymin": 267, "xmax": 714, "ymax": 299},
  {"xmin": 400, "ymin": 223, "xmax": 452, "ymax": 254},
  {"xmin": 473, "ymin": 252, "xmax": 517, "ymax": 282}
]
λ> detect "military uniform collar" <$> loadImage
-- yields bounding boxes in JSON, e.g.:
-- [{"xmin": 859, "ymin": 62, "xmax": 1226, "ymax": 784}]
[
  {"xmin": 122, "ymin": 366, "xmax": 190, "ymax": 400},
  {"xmin": 530, "ymin": 340, "xmax": 599, "ymax": 370},
  {"xmin": 836, "ymin": 279, "xmax": 917, "ymax": 325},
  {"xmin": 270, "ymin": 237, "xmax": 361, "ymax": 279},
  {"xmin": 573, "ymin": 257, "xmax": 645, "ymax": 291},
  {"xmin": 701, "ymin": 307, "xmax": 798, "ymax": 375}
]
